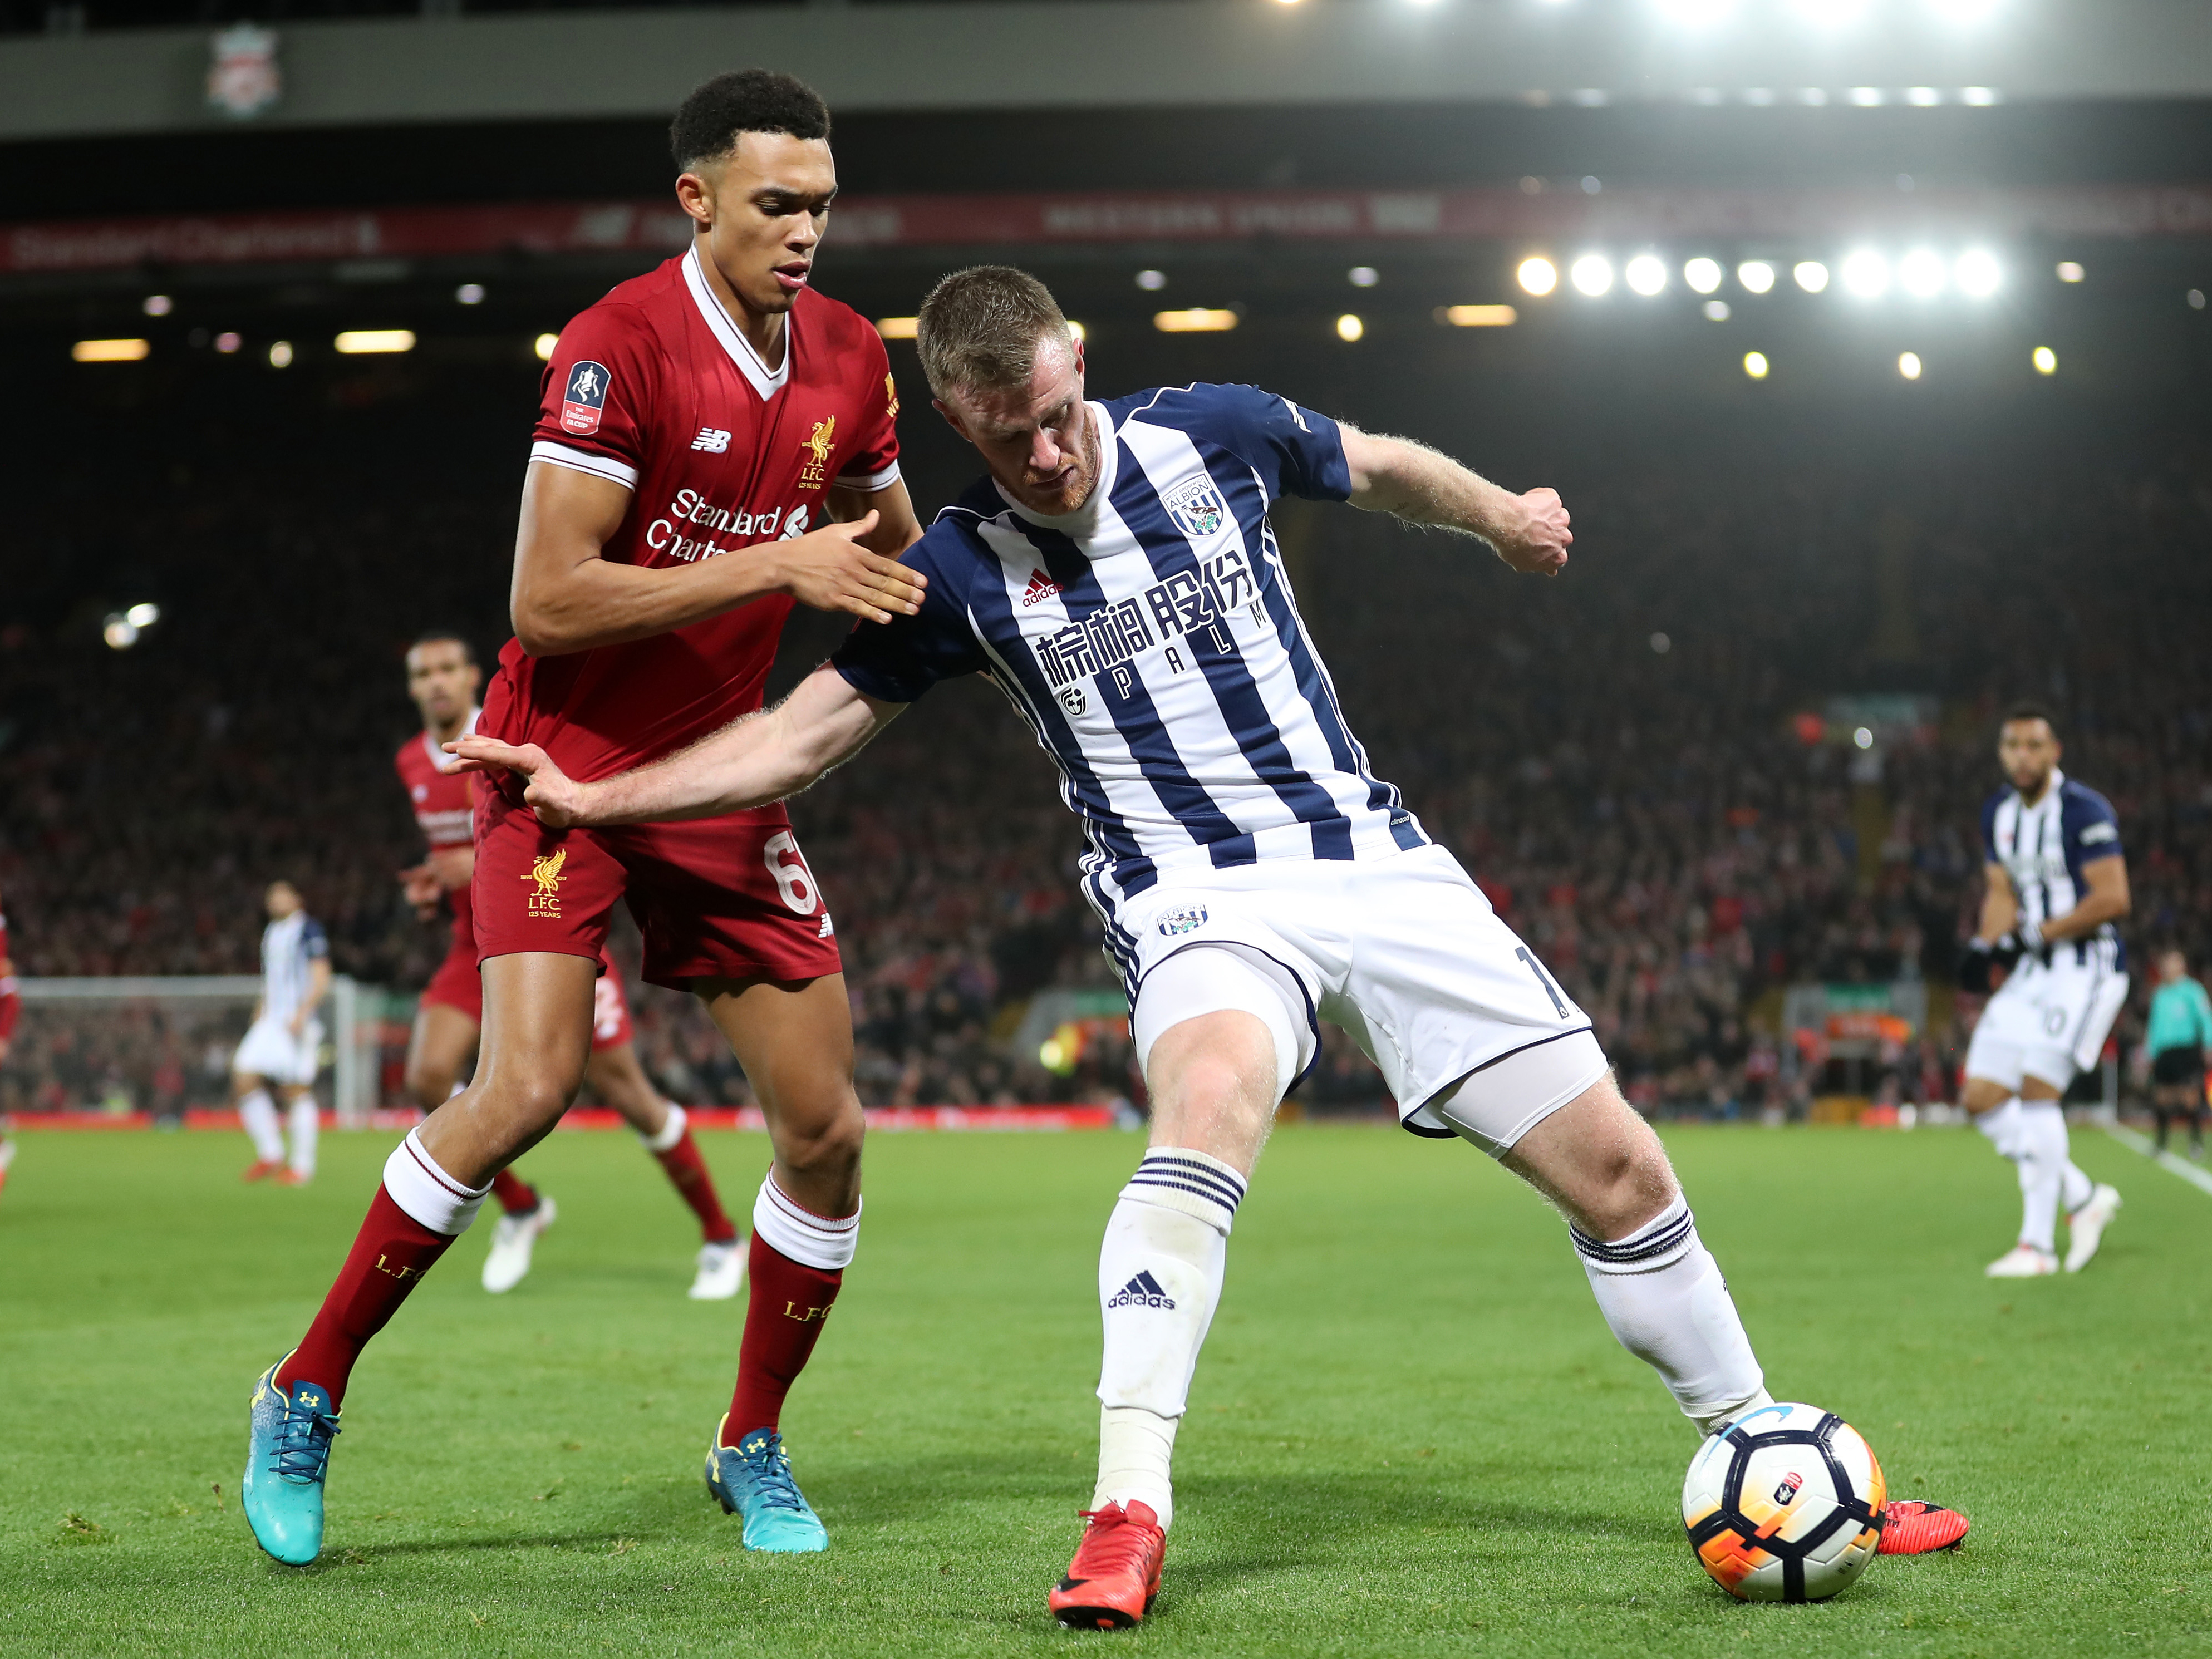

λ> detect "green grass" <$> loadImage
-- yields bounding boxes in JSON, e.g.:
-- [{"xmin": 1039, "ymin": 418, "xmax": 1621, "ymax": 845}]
[{"xmin": 2, "ymin": 1122, "xmax": 2207, "ymax": 1656}]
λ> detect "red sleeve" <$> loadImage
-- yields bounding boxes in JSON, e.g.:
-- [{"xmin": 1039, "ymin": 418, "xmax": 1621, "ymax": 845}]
[
  {"xmin": 0, "ymin": 967, "xmax": 18, "ymax": 1042},
  {"xmin": 529, "ymin": 303, "xmax": 662, "ymax": 491},
  {"xmin": 833, "ymin": 323, "xmax": 902, "ymax": 494}
]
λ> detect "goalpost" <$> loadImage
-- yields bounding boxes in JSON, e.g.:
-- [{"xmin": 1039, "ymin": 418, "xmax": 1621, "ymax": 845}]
[{"xmin": 7, "ymin": 976, "xmax": 386, "ymax": 1125}]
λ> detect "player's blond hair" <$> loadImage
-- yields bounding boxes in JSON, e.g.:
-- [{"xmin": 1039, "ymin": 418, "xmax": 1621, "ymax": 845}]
[{"xmin": 915, "ymin": 265, "xmax": 1075, "ymax": 401}]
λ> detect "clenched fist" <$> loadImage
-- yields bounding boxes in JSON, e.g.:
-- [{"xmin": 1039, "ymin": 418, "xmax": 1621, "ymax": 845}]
[{"xmin": 1493, "ymin": 487, "xmax": 1572, "ymax": 577}]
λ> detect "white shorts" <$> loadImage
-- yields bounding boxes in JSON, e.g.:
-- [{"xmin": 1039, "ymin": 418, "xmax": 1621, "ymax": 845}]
[
  {"xmin": 233, "ymin": 1015, "xmax": 322, "ymax": 1088},
  {"xmin": 1964, "ymin": 943, "xmax": 2129, "ymax": 1093},
  {"xmin": 1119, "ymin": 844, "xmax": 1606, "ymax": 1154}
]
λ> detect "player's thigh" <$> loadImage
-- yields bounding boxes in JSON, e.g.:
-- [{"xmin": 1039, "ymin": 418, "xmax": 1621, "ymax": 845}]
[
  {"xmin": 417, "ymin": 951, "xmax": 598, "ymax": 1180},
  {"xmin": 582, "ymin": 1042, "xmax": 667, "ymax": 1135},
  {"xmin": 405, "ymin": 1002, "xmax": 479, "ymax": 1100},
  {"xmin": 1500, "ymin": 1072, "xmax": 1679, "ymax": 1240},
  {"xmin": 696, "ymin": 974, "xmax": 861, "ymax": 1202}
]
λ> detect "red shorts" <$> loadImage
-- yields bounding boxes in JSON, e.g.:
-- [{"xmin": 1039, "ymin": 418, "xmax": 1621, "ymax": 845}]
[
  {"xmin": 473, "ymin": 780, "xmax": 842, "ymax": 992},
  {"xmin": 422, "ymin": 884, "xmax": 636, "ymax": 1052}
]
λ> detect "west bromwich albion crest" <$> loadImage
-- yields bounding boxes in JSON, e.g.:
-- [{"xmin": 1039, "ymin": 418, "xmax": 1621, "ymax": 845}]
[{"xmin": 1161, "ymin": 477, "xmax": 1227, "ymax": 539}]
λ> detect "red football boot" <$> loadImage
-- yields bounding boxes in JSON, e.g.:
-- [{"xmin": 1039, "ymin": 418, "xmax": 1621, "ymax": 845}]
[
  {"xmin": 1049, "ymin": 1500, "xmax": 1167, "ymax": 1630},
  {"xmin": 241, "ymin": 1159, "xmax": 284, "ymax": 1183},
  {"xmin": 1880, "ymin": 1499, "xmax": 1970, "ymax": 1554}
]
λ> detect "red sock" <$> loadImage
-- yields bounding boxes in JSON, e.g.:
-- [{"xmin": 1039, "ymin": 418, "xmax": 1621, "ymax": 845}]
[
  {"xmin": 490, "ymin": 1167, "xmax": 539, "ymax": 1216},
  {"xmin": 721, "ymin": 1234, "xmax": 842, "ymax": 1443},
  {"xmin": 654, "ymin": 1128, "xmax": 738, "ymax": 1244},
  {"xmin": 277, "ymin": 1185, "xmax": 456, "ymax": 1408}
]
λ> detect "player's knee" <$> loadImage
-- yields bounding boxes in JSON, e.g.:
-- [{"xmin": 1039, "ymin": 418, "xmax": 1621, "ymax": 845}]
[{"xmin": 773, "ymin": 1093, "xmax": 864, "ymax": 1179}]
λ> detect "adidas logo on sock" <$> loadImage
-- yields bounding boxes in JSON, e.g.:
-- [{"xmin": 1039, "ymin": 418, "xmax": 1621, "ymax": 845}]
[
  {"xmin": 1021, "ymin": 568, "xmax": 1061, "ymax": 607},
  {"xmin": 1106, "ymin": 1269, "xmax": 1176, "ymax": 1310}
]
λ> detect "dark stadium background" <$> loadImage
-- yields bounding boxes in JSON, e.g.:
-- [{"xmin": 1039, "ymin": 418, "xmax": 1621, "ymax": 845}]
[{"xmin": 3, "ymin": 1, "xmax": 2208, "ymax": 1120}]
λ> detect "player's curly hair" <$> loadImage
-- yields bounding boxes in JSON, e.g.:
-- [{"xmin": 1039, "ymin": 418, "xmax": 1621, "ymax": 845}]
[
  {"xmin": 2001, "ymin": 699, "xmax": 2059, "ymax": 735},
  {"xmin": 670, "ymin": 70, "xmax": 830, "ymax": 171},
  {"xmin": 915, "ymin": 265, "xmax": 1075, "ymax": 402}
]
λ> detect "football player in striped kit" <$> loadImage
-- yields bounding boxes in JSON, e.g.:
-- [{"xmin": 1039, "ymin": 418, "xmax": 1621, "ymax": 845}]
[
  {"xmin": 458, "ymin": 264, "xmax": 1966, "ymax": 1621},
  {"xmin": 233, "ymin": 880, "xmax": 332, "ymax": 1185},
  {"xmin": 1957, "ymin": 703, "xmax": 2130, "ymax": 1277}
]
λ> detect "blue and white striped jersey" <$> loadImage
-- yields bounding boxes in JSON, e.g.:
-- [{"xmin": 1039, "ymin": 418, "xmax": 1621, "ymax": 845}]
[
  {"xmin": 259, "ymin": 911, "xmax": 329, "ymax": 1023},
  {"xmin": 833, "ymin": 382, "xmax": 1427, "ymax": 928},
  {"xmin": 1981, "ymin": 769, "xmax": 2125, "ymax": 966}
]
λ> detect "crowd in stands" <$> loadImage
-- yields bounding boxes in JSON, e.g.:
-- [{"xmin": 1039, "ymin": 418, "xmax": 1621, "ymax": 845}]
[{"xmin": 3, "ymin": 370, "xmax": 2207, "ymax": 1119}]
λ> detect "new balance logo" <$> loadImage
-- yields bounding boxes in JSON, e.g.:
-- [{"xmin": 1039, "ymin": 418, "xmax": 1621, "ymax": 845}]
[
  {"xmin": 1106, "ymin": 1270, "xmax": 1176, "ymax": 1310},
  {"xmin": 1021, "ymin": 568, "xmax": 1061, "ymax": 608},
  {"xmin": 691, "ymin": 427, "xmax": 732, "ymax": 453},
  {"xmin": 817, "ymin": 912, "xmax": 835, "ymax": 938}
]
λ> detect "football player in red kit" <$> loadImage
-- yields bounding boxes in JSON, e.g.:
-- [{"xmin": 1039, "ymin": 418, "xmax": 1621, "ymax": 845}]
[
  {"xmin": 244, "ymin": 69, "xmax": 926, "ymax": 1566},
  {"xmin": 395, "ymin": 630, "xmax": 747, "ymax": 1299}
]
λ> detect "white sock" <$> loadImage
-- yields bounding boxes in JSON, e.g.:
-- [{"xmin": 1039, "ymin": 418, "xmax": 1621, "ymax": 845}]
[
  {"xmin": 1975, "ymin": 1097, "xmax": 2024, "ymax": 1158},
  {"xmin": 239, "ymin": 1089, "xmax": 283, "ymax": 1162},
  {"xmin": 2016, "ymin": 1103, "xmax": 2076, "ymax": 1252},
  {"xmin": 1571, "ymin": 1197, "xmax": 1767, "ymax": 1434},
  {"xmin": 382, "ymin": 1128, "xmax": 494, "ymax": 1237},
  {"xmin": 641, "ymin": 1102, "xmax": 687, "ymax": 1155},
  {"xmin": 1092, "ymin": 1148, "xmax": 1247, "ymax": 1528},
  {"xmin": 286, "ymin": 1094, "xmax": 319, "ymax": 1178}
]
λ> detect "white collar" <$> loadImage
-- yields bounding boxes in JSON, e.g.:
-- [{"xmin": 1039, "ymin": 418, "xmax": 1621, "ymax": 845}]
[
  {"xmin": 996, "ymin": 402, "xmax": 1118, "ymax": 544},
  {"xmin": 2016, "ymin": 767, "xmax": 2065, "ymax": 809},
  {"xmin": 682, "ymin": 244, "xmax": 792, "ymax": 401},
  {"xmin": 424, "ymin": 706, "xmax": 480, "ymax": 774}
]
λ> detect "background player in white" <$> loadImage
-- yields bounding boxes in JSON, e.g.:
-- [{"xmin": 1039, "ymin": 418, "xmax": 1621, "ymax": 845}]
[
  {"xmin": 1957, "ymin": 703, "xmax": 2130, "ymax": 1277},
  {"xmin": 457, "ymin": 264, "xmax": 1973, "ymax": 1626},
  {"xmin": 234, "ymin": 880, "xmax": 331, "ymax": 1186}
]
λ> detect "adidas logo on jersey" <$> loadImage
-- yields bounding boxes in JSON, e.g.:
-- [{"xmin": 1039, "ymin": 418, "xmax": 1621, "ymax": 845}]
[
  {"xmin": 690, "ymin": 427, "xmax": 732, "ymax": 453},
  {"xmin": 1106, "ymin": 1270, "xmax": 1176, "ymax": 1310},
  {"xmin": 1021, "ymin": 569, "xmax": 1061, "ymax": 608}
]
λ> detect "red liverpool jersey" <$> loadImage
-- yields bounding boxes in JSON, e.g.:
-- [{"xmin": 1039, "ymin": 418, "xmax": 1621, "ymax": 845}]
[
  {"xmin": 395, "ymin": 710, "xmax": 481, "ymax": 938},
  {"xmin": 485, "ymin": 245, "xmax": 901, "ymax": 781}
]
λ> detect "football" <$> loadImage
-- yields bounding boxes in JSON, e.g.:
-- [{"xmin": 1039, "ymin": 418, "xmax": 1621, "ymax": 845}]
[{"xmin": 1682, "ymin": 1402, "xmax": 1887, "ymax": 1603}]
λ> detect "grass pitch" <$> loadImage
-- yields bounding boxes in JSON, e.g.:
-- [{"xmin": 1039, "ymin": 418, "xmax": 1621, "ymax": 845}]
[{"xmin": 2, "ymin": 1120, "xmax": 2206, "ymax": 1657}]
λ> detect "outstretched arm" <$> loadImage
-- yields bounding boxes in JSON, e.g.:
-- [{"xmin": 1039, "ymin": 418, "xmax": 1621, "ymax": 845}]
[
  {"xmin": 1338, "ymin": 425, "xmax": 1572, "ymax": 575},
  {"xmin": 452, "ymin": 664, "xmax": 903, "ymax": 828}
]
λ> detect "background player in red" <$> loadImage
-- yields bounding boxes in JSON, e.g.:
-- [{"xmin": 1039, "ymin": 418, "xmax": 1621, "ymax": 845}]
[
  {"xmin": 244, "ymin": 70, "xmax": 927, "ymax": 1566},
  {"xmin": 395, "ymin": 629, "xmax": 747, "ymax": 1298}
]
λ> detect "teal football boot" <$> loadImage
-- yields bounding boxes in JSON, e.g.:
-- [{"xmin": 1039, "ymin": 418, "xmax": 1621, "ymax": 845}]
[
  {"xmin": 704, "ymin": 1416, "xmax": 828, "ymax": 1552},
  {"xmin": 243, "ymin": 1356, "xmax": 341, "ymax": 1566}
]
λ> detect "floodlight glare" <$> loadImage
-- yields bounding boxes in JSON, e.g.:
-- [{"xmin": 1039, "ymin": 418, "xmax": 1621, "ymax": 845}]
[
  {"xmin": 1655, "ymin": 0, "xmax": 1734, "ymax": 23},
  {"xmin": 268, "ymin": 341, "xmax": 295, "ymax": 368},
  {"xmin": 1841, "ymin": 250, "xmax": 1890, "ymax": 298},
  {"xmin": 1569, "ymin": 255, "xmax": 1614, "ymax": 297},
  {"xmin": 1348, "ymin": 266, "xmax": 1379, "ymax": 288},
  {"xmin": 1517, "ymin": 257, "xmax": 1559, "ymax": 296},
  {"xmin": 1898, "ymin": 351, "xmax": 1923, "ymax": 380},
  {"xmin": 125, "ymin": 602, "xmax": 161, "ymax": 629},
  {"xmin": 1928, "ymin": 0, "xmax": 1999, "ymax": 21},
  {"xmin": 1955, "ymin": 249, "xmax": 2002, "ymax": 298},
  {"xmin": 1743, "ymin": 351, "xmax": 1770, "ymax": 379},
  {"xmin": 1703, "ymin": 301, "xmax": 1732, "ymax": 322},
  {"xmin": 2054, "ymin": 260, "xmax": 2085, "ymax": 284},
  {"xmin": 2032, "ymin": 346, "xmax": 2057, "ymax": 375},
  {"xmin": 1793, "ymin": 260, "xmax": 1830, "ymax": 293},
  {"xmin": 1135, "ymin": 269, "xmax": 1168, "ymax": 291},
  {"xmin": 1738, "ymin": 261, "xmax": 1776, "ymax": 294},
  {"xmin": 1625, "ymin": 255, "xmax": 1668, "ymax": 296},
  {"xmin": 1335, "ymin": 313, "xmax": 1365, "ymax": 342},
  {"xmin": 1790, "ymin": 0, "xmax": 1869, "ymax": 24},
  {"xmin": 533, "ymin": 334, "xmax": 558, "ymax": 361},
  {"xmin": 1899, "ymin": 249, "xmax": 1946, "ymax": 298},
  {"xmin": 1683, "ymin": 258, "xmax": 1723, "ymax": 294},
  {"xmin": 876, "ymin": 317, "xmax": 920, "ymax": 339}
]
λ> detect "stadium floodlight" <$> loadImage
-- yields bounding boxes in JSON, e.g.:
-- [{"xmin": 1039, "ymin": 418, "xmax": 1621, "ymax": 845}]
[
  {"xmin": 1068, "ymin": 321, "xmax": 1087, "ymax": 342},
  {"xmin": 1955, "ymin": 249, "xmax": 2002, "ymax": 298},
  {"xmin": 1898, "ymin": 351, "xmax": 1923, "ymax": 380},
  {"xmin": 1516, "ymin": 257, "xmax": 1559, "ymax": 296},
  {"xmin": 1335, "ymin": 313, "xmax": 1365, "ymax": 342},
  {"xmin": 1654, "ymin": 0, "xmax": 1736, "ymax": 24},
  {"xmin": 1704, "ymin": 300, "xmax": 1732, "ymax": 321},
  {"xmin": 1569, "ymin": 255, "xmax": 1614, "ymax": 297},
  {"xmin": 532, "ymin": 333, "xmax": 558, "ymax": 361},
  {"xmin": 1853, "ymin": 726, "xmax": 1875, "ymax": 750},
  {"xmin": 1649, "ymin": 632, "xmax": 1672, "ymax": 654},
  {"xmin": 1683, "ymin": 258, "xmax": 1723, "ymax": 294},
  {"xmin": 1154, "ymin": 308, "xmax": 1239, "ymax": 333},
  {"xmin": 2055, "ymin": 260, "xmax": 2085, "ymax": 283},
  {"xmin": 1790, "ymin": 0, "xmax": 1868, "ymax": 23},
  {"xmin": 1793, "ymin": 260, "xmax": 1830, "ymax": 293},
  {"xmin": 1737, "ymin": 261, "xmax": 1776, "ymax": 294},
  {"xmin": 2192, "ymin": 289, "xmax": 2208, "ymax": 310},
  {"xmin": 876, "ymin": 317, "xmax": 920, "ymax": 339},
  {"xmin": 1899, "ymin": 248, "xmax": 1946, "ymax": 298},
  {"xmin": 2032, "ymin": 346, "xmax": 2057, "ymax": 375},
  {"xmin": 125, "ymin": 602, "xmax": 161, "ymax": 629},
  {"xmin": 1743, "ymin": 351, "xmax": 1770, "ymax": 379},
  {"xmin": 268, "ymin": 340, "xmax": 294, "ymax": 368},
  {"xmin": 1437, "ymin": 304, "xmax": 1518, "ymax": 327},
  {"xmin": 215, "ymin": 332, "xmax": 242, "ymax": 353},
  {"xmin": 72, "ymin": 338, "xmax": 150, "ymax": 362},
  {"xmin": 1841, "ymin": 250, "xmax": 1889, "ymax": 298},
  {"xmin": 1905, "ymin": 87, "xmax": 1941, "ymax": 106},
  {"xmin": 1135, "ymin": 269, "xmax": 1168, "ymax": 291},
  {"xmin": 335, "ymin": 329, "xmax": 416, "ymax": 355},
  {"xmin": 1847, "ymin": 87, "xmax": 1885, "ymax": 106},
  {"xmin": 1625, "ymin": 254, "xmax": 1668, "ymax": 296},
  {"xmin": 455, "ymin": 283, "xmax": 486, "ymax": 306},
  {"xmin": 1348, "ymin": 266, "xmax": 1379, "ymax": 288},
  {"xmin": 1927, "ymin": 0, "xmax": 1999, "ymax": 21},
  {"xmin": 1960, "ymin": 86, "xmax": 2000, "ymax": 105},
  {"xmin": 102, "ymin": 613, "xmax": 140, "ymax": 651},
  {"xmin": 142, "ymin": 294, "xmax": 173, "ymax": 317}
]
